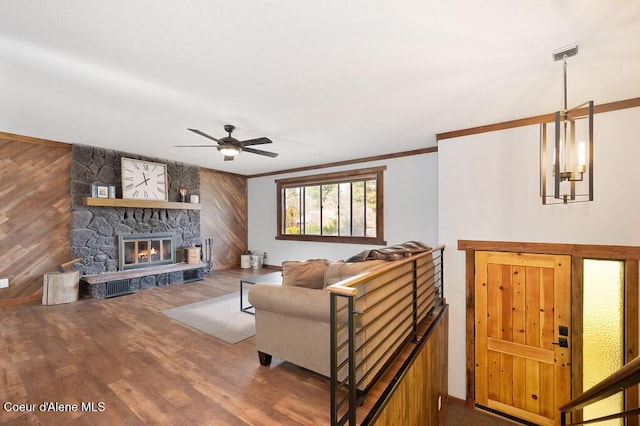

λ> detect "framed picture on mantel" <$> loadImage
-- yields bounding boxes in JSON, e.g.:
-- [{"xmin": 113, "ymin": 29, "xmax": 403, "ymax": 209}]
[{"xmin": 96, "ymin": 184, "xmax": 109, "ymax": 198}]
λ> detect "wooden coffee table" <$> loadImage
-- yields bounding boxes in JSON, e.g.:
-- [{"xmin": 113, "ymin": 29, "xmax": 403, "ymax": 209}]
[{"xmin": 239, "ymin": 271, "xmax": 283, "ymax": 314}]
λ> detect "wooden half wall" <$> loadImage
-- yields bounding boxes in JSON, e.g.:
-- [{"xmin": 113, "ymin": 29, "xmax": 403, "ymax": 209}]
[
  {"xmin": 0, "ymin": 132, "xmax": 73, "ymax": 306},
  {"xmin": 369, "ymin": 306, "xmax": 449, "ymax": 425}
]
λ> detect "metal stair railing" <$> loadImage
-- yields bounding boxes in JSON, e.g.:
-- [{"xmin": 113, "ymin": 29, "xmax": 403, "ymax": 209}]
[{"xmin": 327, "ymin": 246, "xmax": 444, "ymax": 426}]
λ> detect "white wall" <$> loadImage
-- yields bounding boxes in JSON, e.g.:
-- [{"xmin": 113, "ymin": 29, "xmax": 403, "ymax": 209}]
[
  {"xmin": 247, "ymin": 153, "xmax": 438, "ymax": 265},
  {"xmin": 438, "ymin": 107, "xmax": 640, "ymax": 399}
]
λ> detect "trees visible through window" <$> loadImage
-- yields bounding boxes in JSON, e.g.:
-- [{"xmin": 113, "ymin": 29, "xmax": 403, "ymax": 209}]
[{"xmin": 276, "ymin": 167, "xmax": 386, "ymax": 245}]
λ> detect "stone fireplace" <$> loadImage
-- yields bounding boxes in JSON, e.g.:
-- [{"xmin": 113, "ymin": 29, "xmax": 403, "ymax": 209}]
[
  {"xmin": 70, "ymin": 144, "xmax": 200, "ymax": 276},
  {"xmin": 119, "ymin": 233, "xmax": 175, "ymax": 270}
]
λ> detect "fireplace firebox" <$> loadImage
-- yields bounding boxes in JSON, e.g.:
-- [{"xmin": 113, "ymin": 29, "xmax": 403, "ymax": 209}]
[{"xmin": 119, "ymin": 233, "xmax": 175, "ymax": 271}]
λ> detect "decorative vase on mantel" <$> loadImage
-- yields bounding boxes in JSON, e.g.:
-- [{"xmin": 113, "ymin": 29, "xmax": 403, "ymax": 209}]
[{"xmin": 240, "ymin": 250, "xmax": 252, "ymax": 269}]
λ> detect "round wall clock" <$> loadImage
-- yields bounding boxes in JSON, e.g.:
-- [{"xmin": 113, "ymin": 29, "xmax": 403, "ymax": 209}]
[{"xmin": 121, "ymin": 157, "xmax": 168, "ymax": 201}]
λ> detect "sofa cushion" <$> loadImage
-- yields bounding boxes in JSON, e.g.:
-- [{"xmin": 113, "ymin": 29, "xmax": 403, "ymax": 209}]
[
  {"xmin": 282, "ymin": 259, "xmax": 329, "ymax": 289},
  {"xmin": 324, "ymin": 261, "xmax": 345, "ymax": 286},
  {"xmin": 324, "ymin": 259, "xmax": 389, "ymax": 287}
]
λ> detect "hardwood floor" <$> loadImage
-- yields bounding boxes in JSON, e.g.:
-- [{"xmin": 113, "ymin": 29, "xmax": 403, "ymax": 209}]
[
  {"xmin": 0, "ymin": 268, "xmax": 336, "ymax": 425},
  {"xmin": 2, "ymin": 268, "xmax": 475, "ymax": 425}
]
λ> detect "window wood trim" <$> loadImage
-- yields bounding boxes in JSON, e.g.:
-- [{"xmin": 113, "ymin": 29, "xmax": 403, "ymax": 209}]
[
  {"xmin": 275, "ymin": 166, "xmax": 386, "ymax": 187},
  {"xmin": 276, "ymin": 166, "xmax": 386, "ymax": 245}
]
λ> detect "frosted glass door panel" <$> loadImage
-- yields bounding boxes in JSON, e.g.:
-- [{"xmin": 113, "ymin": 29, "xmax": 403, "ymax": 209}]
[{"xmin": 583, "ymin": 259, "xmax": 624, "ymax": 425}]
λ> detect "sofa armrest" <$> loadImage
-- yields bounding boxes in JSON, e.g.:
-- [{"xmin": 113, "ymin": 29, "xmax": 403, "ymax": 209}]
[{"xmin": 248, "ymin": 284, "xmax": 330, "ymax": 323}]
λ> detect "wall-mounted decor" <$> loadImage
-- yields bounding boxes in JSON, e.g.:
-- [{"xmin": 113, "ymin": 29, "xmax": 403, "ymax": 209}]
[{"xmin": 121, "ymin": 157, "xmax": 168, "ymax": 201}]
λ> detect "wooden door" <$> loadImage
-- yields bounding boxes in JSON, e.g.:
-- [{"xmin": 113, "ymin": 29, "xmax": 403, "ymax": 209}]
[{"xmin": 475, "ymin": 251, "xmax": 571, "ymax": 425}]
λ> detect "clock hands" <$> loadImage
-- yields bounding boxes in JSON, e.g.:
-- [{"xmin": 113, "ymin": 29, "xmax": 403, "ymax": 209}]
[{"xmin": 135, "ymin": 172, "xmax": 151, "ymax": 187}]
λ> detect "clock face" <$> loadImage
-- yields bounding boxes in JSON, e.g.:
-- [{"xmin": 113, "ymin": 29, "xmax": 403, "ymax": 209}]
[{"xmin": 121, "ymin": 158, "xmax": 168, "ymax": 201}]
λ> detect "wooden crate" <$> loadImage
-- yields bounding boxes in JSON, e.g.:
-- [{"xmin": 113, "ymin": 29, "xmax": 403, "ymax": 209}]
[{"xmin": 186, "ymin": 247, "xmax": 200, "ymax": 264}]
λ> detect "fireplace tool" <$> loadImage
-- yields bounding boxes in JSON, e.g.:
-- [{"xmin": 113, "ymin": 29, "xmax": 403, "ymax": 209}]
[{"xmin": 202, "ymin": 238, "xmax": 213, "ymax": 274}]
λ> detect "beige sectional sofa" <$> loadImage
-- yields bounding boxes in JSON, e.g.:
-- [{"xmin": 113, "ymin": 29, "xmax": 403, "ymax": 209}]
[{"xmin": 248, "ymin": 258, "xmax": 415, "ymax": 388}]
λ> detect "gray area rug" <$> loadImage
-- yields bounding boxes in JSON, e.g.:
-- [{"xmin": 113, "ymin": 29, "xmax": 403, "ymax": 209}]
[{"xmin": 162, "ymin": 293, "xmax": 255, "ymax": 344}]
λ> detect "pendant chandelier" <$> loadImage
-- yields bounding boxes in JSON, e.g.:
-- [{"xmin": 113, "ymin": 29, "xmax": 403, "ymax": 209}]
[{"xmin": 540, "ymin": 44, "xmax": 594, "ymax": 205}]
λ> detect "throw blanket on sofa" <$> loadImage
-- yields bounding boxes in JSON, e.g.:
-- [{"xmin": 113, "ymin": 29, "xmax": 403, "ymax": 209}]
[{"xmin": 345, "ymin": 241, "xmax": 432, "ymax": 262}]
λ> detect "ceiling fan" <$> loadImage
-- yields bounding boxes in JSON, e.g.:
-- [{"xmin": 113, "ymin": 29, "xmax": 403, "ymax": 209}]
[{"xmin": 175, "ymin": 124, "xmax": 278, "ymax": 161}]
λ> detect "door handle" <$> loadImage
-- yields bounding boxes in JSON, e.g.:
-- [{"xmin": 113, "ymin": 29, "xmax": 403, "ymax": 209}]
[{"xmin": 552, "ymin": 337, "xmax": 569, "ymax": 348}]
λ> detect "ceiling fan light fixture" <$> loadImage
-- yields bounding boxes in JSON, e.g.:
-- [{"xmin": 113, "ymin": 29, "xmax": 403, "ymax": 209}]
[
  {"xmin": 180, "ymin": 124, "xmax": 278, "ymax": 160},
  {"xmin": 218, "ymin": 145, "xmax": 241, "ymax": 157}
]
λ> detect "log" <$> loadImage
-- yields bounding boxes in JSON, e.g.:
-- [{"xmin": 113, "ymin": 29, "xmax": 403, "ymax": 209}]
[{"xmin": 42, "ymin": 270, "xmax": 79, "ymax": 305}]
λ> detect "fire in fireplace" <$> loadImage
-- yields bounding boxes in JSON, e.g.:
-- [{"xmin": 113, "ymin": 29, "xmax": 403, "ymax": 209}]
[{"xmin": 119, "ymin": 233, "xmax": 175, "ymax": 270}]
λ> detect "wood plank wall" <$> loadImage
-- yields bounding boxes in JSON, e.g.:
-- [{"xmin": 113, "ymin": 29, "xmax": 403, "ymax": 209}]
[
  {"xmin": 0, "ymin": 133, "xmax": 73, "ymax": 306},
  {"xmin": 200, "ymin": 167, "xmax": 247, "ymax": 270},
  {"xmin": 0, "ymin": 132, "xmax": 249, "ymax": 305},
  {"xmin": 371, "ymin": 307, "xmax": 449, "ymax": 426}
]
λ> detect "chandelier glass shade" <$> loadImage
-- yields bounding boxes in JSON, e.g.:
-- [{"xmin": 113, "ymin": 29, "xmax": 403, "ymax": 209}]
[{"xmin": 540, "ymin": 44, "xmax": 594, "ymax": 205}]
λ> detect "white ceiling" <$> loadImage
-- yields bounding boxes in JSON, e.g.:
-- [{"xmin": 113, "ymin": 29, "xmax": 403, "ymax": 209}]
[{"xmin": 1, "ymin": 1, "xmax": 639, "ymax": 176}]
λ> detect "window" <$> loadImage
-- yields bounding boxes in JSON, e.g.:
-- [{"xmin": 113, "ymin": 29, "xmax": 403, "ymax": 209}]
[{"xmin": 276, "ymin": 166, "xmax": 386, "ymax": 245}]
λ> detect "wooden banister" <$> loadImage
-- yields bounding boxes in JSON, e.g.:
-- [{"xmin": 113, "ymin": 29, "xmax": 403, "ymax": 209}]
[
  {"xmin": 560, "ymin": 355, "xmax": 640, "ymax": 414},
  {"xmin": 326, "ymin": 245, "xmax": 445, "ymax": 296}
]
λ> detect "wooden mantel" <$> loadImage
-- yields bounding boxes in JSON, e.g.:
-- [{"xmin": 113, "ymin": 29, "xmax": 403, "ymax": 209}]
[{"xmin": 83, "ymin": 197, "xmax": 202, "ymax": 210}]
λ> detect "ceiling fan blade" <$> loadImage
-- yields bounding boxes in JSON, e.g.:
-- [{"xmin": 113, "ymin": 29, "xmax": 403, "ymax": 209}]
[
  {"xmin": 224, "ymin": 155, "xmax": 235, "ymax": 161},
  {"xmin": 187, "ymin": 128, "xmax": 222, "ymax": 143},
  {"xmin": 243, "ymin": 146, "xmax": 279, "ymax": 158},
  {"xmin": 239, "ymin": 137, "xmax": 273, "ymax": 146},
  {"xmin": 174, "ymin": 144, "xmax": 219, "ymax": 147}
]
